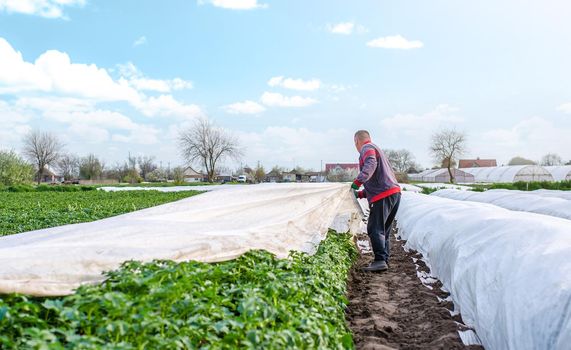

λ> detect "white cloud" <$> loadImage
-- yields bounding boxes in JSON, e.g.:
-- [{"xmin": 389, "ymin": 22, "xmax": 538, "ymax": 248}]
[
  {"xmin": 135, "ymin": 95, "xmax": 203, "ymax": 119},
  {"xmin": 557, "ymin": 103, "xmax": 571, "ymax": 114},
  {"xmin": 327, "ymin": 83, "xmax": 354, "ymax": 93},
  {"xmin": 0, "ymin": 39, "xmax": 198, "ymax": 120},
  {"xmin": 260, "ymin": 92, "xmax": 318, "ymax": 108},
  {"xmin": 0, "ymin": 0, "xmax": 85, "ymax": 19},
  {"xmin": 223, "ymin": 100, "xmax": 265, "ymax": 114},
  {"xmin": 0, "ymin": 38, "xmax": 52, "ymax": 93},
  {"xmin": 326, "ymin": 21, "xmax": 367, "ymax": 35},
  {"xmin": 237, "ymin": 127, "xmax": 354, "ymax": 168},
  {"xmin": 0, "ymin": 100, "xmax": 33, "ymax": 148},
  {"xmin": 328, "ymin": 22, "xmax": 354, "ymax": 35},
  {"xmin": 199, "ymin": 0, "xmax": 267, "ymax": 10},
  {"xmin": 0, "ymin": 38, "xmax": 139, "ymax": 101},
  {"xmin": 267, "ymin": 76, "xmax": 321, "ymax": 91},
  {"xmin": 380, "ymin": 104, "xmax": 463, "ymax": 136},
  {"xmin": 0, "ymin": 38, "xmax": 195, "ymax": 117},
  {"xmin": 132, "ymin": 36, "xmax": 147, "ymax": 47},
  {"xmin": 367, "ymin": 35, "xmax": 423, "ymax": 49},
  {"xmin": 479, "ymin": 117, "xmax": 571, "ymax": 163},
  {"xmin": 170, "ymin": 78, "xmax": 194, "ymax": 90},
  {"xmin": 117, "ymin": 62, "xmax": 193, "ymax": 93},
  {"xmin": 16, "ymin": 97, "xmax": 161, "ymax": 145},
  {"xmin": 68, "ymin": 123, "xmax": 110, "ymax": 143},
  {"xmin": 111, "ymin": 124, "xmax": 161, "ymax": 145}
]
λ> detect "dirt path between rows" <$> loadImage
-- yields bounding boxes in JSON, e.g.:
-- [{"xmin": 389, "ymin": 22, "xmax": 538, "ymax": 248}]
[{"xmin": 346, "ymin": 229, "xmax": 484, "ymax": 350}]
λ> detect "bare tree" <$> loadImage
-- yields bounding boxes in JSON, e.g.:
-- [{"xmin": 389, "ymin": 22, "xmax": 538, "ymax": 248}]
[
  {"xmin": 540, "ymin": 153, "xmax": 563, "ymax": 166},
  {"xmin": 57, "ymin": 153, "xmax": 80, "ymax": 180},
  {"xmin": 137, "ymin": 155, "xmax": 157, "ymax": 181},
  {"xmin": 22, "ymin": 130, "xmax": 64, "ymax": 184},
  {"xmin": 384, "ymin": 149, "xmax": 417, "ymax": 174},
  {"xmin": 429, "ymin": 129, "xmax": 467, "ymax": 183},
  {"xmin": 178, "ymin": 118, "xmax": 242, "ymax": 182},
  {"xmin": 103, "ymin": 162, "xmax": 128, "ymax": 182}
]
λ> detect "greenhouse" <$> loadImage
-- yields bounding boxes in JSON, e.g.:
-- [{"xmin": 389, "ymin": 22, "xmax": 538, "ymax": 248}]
[
  {"xmin": 409, "ymin": 168, "xmax": 474, "ymax": 183},
  {"xmin": 459, "ymin": 165, "xmax": 554, "ymax": 183},
  {"xmin": 544, "ymin": 165, "xmax": 571, "ymax": 181}
]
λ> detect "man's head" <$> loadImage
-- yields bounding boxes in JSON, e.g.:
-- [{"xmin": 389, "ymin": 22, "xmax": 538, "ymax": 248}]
[{"xmin": 354, "ymin": 130, "xmax": 371, "ymax": 152}]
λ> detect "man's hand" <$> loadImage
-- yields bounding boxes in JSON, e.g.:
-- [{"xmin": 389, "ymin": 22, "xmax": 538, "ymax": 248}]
[{"xmin": 350, "ymin": 179, "xmax": 362, "ymax": 190}]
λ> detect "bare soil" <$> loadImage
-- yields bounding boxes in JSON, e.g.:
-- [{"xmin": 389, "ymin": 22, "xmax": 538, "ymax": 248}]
[{"xmin": 346, "ymin": 230, "xmax": 484, "ymax": 350}]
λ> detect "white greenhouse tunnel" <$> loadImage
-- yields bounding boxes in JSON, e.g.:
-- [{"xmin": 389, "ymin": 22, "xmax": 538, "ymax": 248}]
[
  {"xmin": 544, "ymin": 165, "xmax": 571, "ymax": 182},
  {"xmin": 409, "ymin": 168, "xmax": 475, "ymax": 183},
  {"xmin": 459, "ymin": 165, "xmax": 554, "ymax": 183}
]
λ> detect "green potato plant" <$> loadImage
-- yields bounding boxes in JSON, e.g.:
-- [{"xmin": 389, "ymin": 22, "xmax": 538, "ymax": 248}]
[{"xmin": 0, "ymin": 231, "xmax": 357, "ymax": 349}]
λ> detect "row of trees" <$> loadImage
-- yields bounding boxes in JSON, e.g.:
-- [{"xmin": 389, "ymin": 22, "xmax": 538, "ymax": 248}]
[
  {"xmin": 0, "ymin": 119, "xmax": 244, "ymax": 186},
  {"xmin": 3, "ymin": 123, "xmax": 569, "ymax": 186},
  {"xmin": 56, "ymin": 153, "xmax": 162, "ymax": 184},
  {"xmin": 0, "ymin": 130, "xmax": 184, "ymax": 186},
  {"xmin": 508, "ymin": 154, "xmax": 571, "ymax": 166}
]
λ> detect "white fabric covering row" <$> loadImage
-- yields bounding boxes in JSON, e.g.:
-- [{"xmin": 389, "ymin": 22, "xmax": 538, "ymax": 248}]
[
  {"xmin": 431, "ymin": 189, "xmax": 571, "ymax": 221},
  {"xmin": 396, "ymin": 192, "xmax": 571, "ymax": 350},
  {"xmin": 0, "ymin": 183, "xmax": 362, "ymax": 296}
]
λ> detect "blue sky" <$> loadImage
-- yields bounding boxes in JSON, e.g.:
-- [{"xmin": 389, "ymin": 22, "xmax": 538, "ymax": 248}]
[{"xmin": 1, "ymin": 0, "xmax": 571, "ymax": 171}]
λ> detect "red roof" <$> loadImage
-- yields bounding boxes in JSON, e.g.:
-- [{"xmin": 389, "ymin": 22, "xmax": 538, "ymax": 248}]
[
  {"xmin": 459, "ymin": 159, "xmax": 497, "ymax": 168},
  {"xmin": 325, "ymin": 163, "xmax": 359, "ymax": 172}
]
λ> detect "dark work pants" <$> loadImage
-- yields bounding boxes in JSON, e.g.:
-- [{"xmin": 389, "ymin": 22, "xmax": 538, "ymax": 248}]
[{"xmin": 367, "ymin": 192, "xmax": 401, "ymax": 263}]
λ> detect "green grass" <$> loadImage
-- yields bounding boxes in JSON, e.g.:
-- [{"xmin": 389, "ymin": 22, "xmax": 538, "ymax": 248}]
[
  {"xmin": 412, "ymin": 180, "xmax": 571, "ymax": 193},
  {"xmin": 0, "ymin": 231, "xmax": 357, "ymax": 349},
  {"xmin": 472, "ymin": 180, "xmax": 571, "ymax": 191},
  {"xmin": 0, "ymin": 190, "xmax": 202, "ymax": 237},
  {"xmin": 108, "ymin": 182, "xmax": 215, "ymax": 188}
]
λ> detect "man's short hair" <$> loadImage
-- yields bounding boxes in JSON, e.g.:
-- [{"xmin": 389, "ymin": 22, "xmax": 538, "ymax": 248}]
[{"xmin": 354, "ymin": 130, "xmax": 371, "ymax": 141}]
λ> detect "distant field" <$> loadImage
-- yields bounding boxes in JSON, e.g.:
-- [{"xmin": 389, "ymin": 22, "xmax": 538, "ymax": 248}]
[{"xmin": 0, "ymin": 190, "xmax": 202, "ymax": 237}]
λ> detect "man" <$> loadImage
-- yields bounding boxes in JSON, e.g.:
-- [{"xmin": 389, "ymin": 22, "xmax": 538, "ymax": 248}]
[{"xmin": 351, "ymin": 130, "xmax": 401, "ymax": 272}]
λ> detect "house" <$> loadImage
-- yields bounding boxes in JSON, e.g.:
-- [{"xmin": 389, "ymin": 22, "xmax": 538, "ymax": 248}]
[
  {"xmin": 38, "ymin": 166, "xmax": 64, "ymax": 183},
  {"xmin": 282, "ymin": 169, "xmax": 314, "ymax": 182},
  {"xmin": 183, "ymin": 167, "xmax": 204, "ymax": 182},
  {"xmin": 265, "ymin": 169, "xmax": 282, "ymax": 183},
  {"xmin": 458, "ymin": 158, "xmax": 497, "ymax": 168},
  {"xmin": 282, "ymin": 170, "xmax": 297, "ymax": 182}
]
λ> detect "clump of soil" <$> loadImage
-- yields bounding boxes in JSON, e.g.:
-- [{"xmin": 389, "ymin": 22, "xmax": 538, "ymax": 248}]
[{"xmin": 346, "ymin": 230, "xmax": 484, "ymax": 350}]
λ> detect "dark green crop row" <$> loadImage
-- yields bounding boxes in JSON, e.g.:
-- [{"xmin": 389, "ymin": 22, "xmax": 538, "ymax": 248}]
[
  {"xmin": 473, "ymin": 180, "xmax": 571, "ymax": 191},
  {"xmin": 0, "ymin": 231, "xmax": 357, "ymax": 349},
  {"xmin": 0, "ymin": 190, "xmax": 202, "ymax": 236}
]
